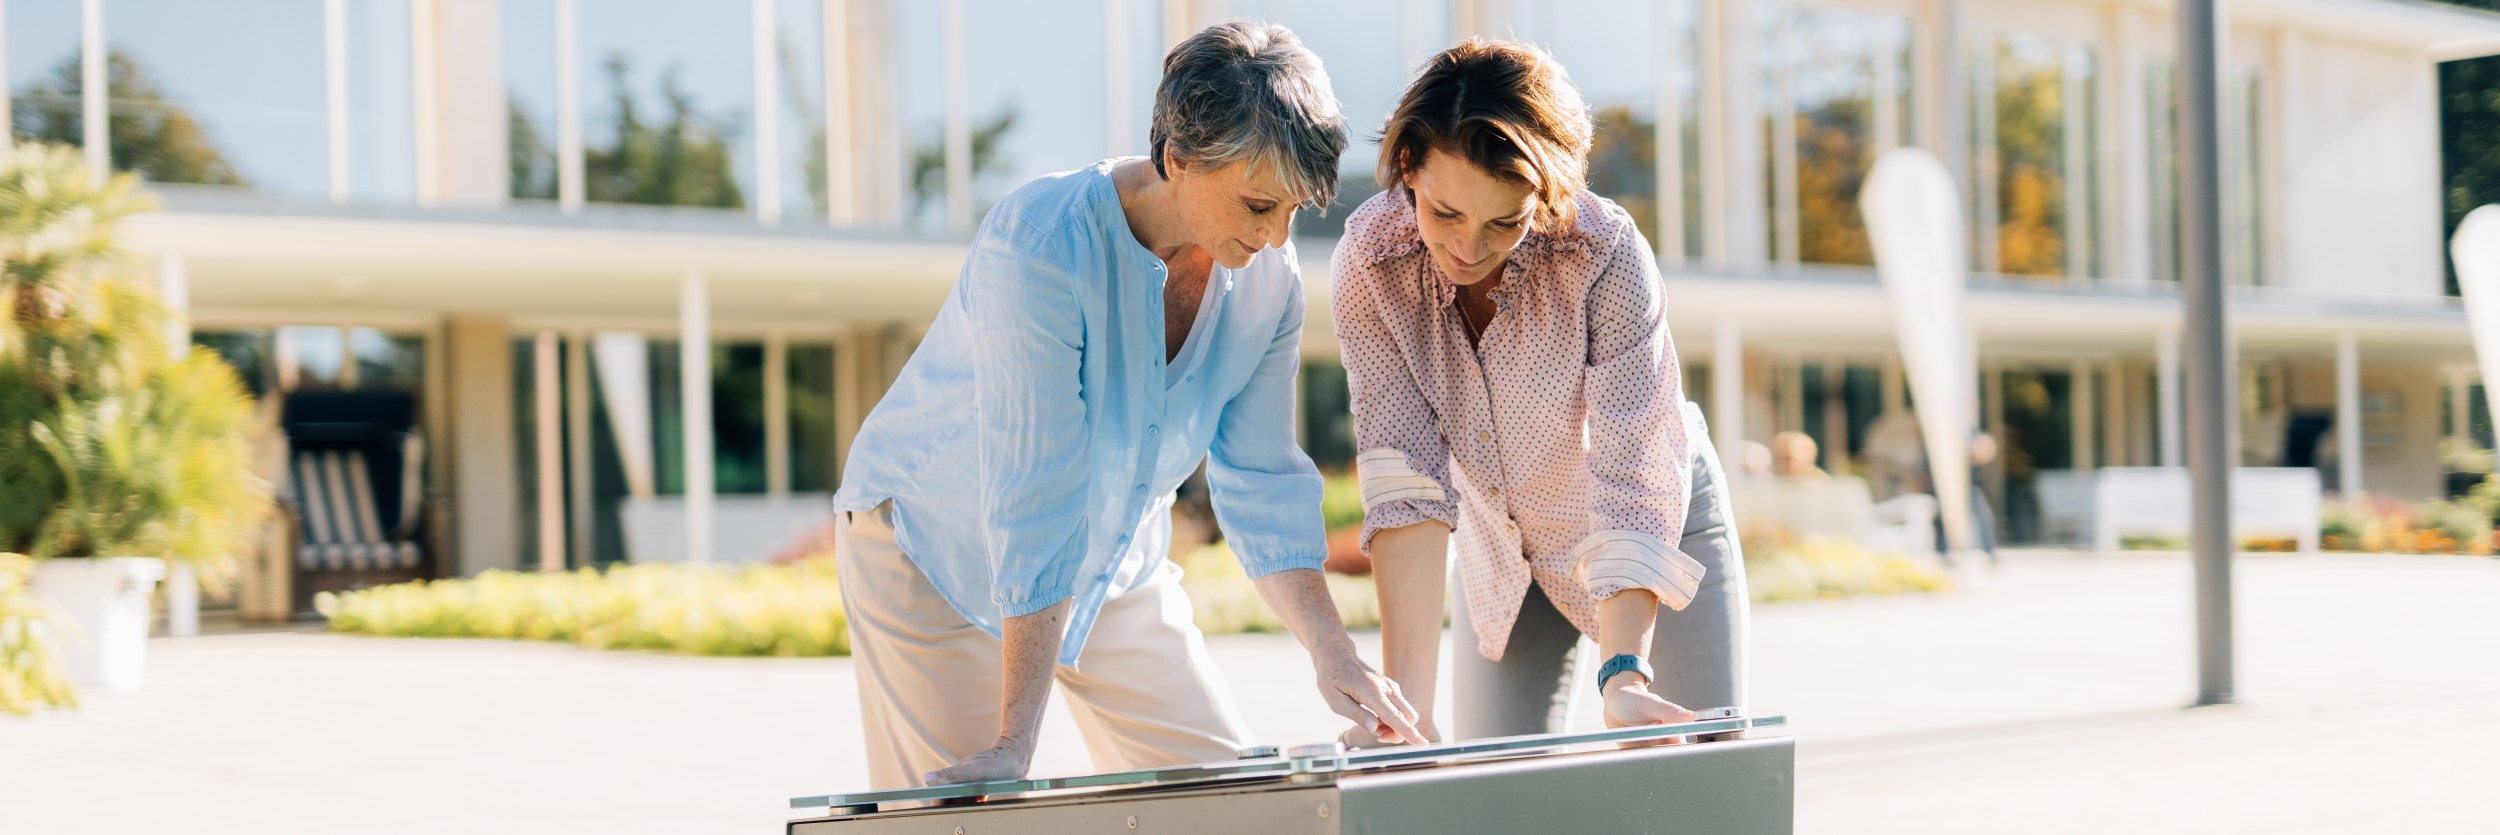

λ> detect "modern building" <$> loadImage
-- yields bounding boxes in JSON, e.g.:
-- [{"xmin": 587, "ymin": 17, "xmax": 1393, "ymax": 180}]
[{"xmin": 9, "ymin": 0, "xmax": 2499, "ymax": 578}]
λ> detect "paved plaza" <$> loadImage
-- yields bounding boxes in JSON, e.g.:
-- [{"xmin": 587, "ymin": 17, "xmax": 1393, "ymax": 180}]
[{"xmin": 5, "ymin": 551, "xmax": 2497, "ymax": 834}]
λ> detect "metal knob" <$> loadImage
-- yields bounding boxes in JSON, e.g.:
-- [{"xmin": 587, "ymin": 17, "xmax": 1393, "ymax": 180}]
[{"xmin": 1286, "ymin": 742, "xmax": 1346, "ymax": 759}]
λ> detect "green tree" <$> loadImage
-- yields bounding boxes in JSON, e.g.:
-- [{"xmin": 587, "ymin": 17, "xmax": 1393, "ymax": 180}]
[
  {"xmin": 910, "ymin": 104, "xmax": 1019, "ymax": 223},
  {"xmin": 1586, "ymin": 105, "xmax": 1661, "ymax": 246},
  {"xmin": 509, "ymin": 101, "xmax": 559, "ymax": 200},
  {"xmin": 11, "ymin": 49, "xmax": 246, "ymax": 187},
  {"xmin": 584, "ymin": 56, "xmax": 747, "ymax": 209}
]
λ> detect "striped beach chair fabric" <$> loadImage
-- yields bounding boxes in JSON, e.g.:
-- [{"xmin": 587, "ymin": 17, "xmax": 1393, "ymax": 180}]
[{"xmin": 292, "ymin": 449, "xmax": 424, "ymax": 571}]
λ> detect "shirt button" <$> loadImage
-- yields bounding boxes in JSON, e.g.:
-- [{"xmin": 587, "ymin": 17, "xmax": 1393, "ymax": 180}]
[
  {"xmin": 1134, "ymin": 483, "xmax": 1148, "ymax": 494},
  {"xmin": 1118, "ymin": 534, "xmax": 1131, "ymax": 544},
  {"xmin": 1147, "ymin": 425, "xmax": 1161, "ymax": 437},
  {"xmin": 1489, "ymin": 487, "xmax": 1502, "ymax": 498},
  {"xmin": 1184, "ymin": 374, "xmax": 1195, "ymax": 382},
  {"xmin": 1477, "ymin": 431, "xmax": 1491, "ymax": 442}
]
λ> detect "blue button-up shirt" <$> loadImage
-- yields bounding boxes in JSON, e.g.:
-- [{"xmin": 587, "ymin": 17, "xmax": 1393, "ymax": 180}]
[{"xmin": 833, "ymin": 159, "xmax": 1328, "ymax": 665}]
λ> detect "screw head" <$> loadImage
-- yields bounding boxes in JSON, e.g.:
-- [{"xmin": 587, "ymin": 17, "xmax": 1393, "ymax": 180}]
[
  {"xmin": 954, "ymin": 828, "xmax": 965, "ymax": 835},
  {"xmin": 1127, "ymin": 815, "xmax": 1139, "ymax": 829},
  {"xmin": 1319, "ymin": 802, "xmax": 1332, "ymax": 818}
]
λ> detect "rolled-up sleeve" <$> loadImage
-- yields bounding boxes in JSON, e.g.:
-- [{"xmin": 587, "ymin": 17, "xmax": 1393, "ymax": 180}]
[
  {"xmin": 1206, "ymin": 274, "xmax": 1328, "ymax": 578},
  {"xmin": 963, "ymin": 234, "xmax": 1093, "ymax": 617},
  {"xmin": 1570, "ymin": 232, "xmax": 1706, "ymax": 609},
  {"xmin": 1330, "ymin": 240, "xmax": 1457, "ymax": 555}
]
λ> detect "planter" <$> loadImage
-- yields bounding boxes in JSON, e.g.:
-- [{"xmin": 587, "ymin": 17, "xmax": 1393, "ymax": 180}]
[{"xmin": 31, "ymin": 557, "xmax": 167, "ymax": 693}]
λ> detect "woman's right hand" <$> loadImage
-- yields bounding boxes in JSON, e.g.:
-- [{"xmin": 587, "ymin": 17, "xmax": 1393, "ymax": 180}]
[{"xmin": 1339, "ymin": 716, "xmax": 1441, "ymax": 750}]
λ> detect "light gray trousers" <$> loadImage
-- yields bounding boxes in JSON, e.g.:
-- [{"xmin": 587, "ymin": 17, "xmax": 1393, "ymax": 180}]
[{"xmin": 1450, "ymin": 409, "xmax": 1751, "ymax": 738}]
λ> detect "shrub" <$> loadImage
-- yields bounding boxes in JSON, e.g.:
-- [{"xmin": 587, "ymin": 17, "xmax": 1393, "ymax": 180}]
[
  {"xmin": 321, "ymin": 560, "xmax": 849, "ymax": 657},
  {"xmin": 1745, "ymin": 537, "xmax": 1954, "ymax": 603},
  {"xmin": 0, "ymin": 553, "xmax": 76, "ymax": 714}
]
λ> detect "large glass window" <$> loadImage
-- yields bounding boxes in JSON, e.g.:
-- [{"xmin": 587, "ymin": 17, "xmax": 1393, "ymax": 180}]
[
  {"xmin": 1248, "ymin": 0, "xmax": 1451, "ymax": 238},
  {"xmin": 345, "ymin": 0, "xmax": 416, "ymax": 202},
  {"xmin": 1969, "ymin": 31, "xmax": 2098, "ymax": 280},
  {"xmin": 7, "ymin": 0, "xmax": 83, "ymax": 150},
  {"xmin": 518, "ymin": 333, "xmax": 844, "ymax": 566},
  {"xmin": 578, "ymin": 2, "xmax": 753, "ymax": 209},
  {"xmin": 2225, "ymin": 68, "xmax": 2263, "ymax": 286},
  {"xmin": 503, "ymin": 0, "xmax": 559, "ymax": 200},
  {"xmin": 1770, "ymin": 5, "xmax": 1913, "ymax": 267},
  {"xmin": 1542, "ymin": 0, "xmax": 1665, "ymax": 248},
  {"xmin": 892, "ymin": 1, "xmax": 948, "ymax": 228},
  {"xmin": 2145, "ymin": 58, "xmax": 2261, "ymax": 286},
  {"xmin": 961, "ymin": 0, "xmax": 1107, "ymax": 221},
  {"xmin": 103, "ymin": 1, "xmax": 327, "ymax": 194},
  {"xmin": 772, "ymin": 0, "xmax": 829, "ymax": 219},
  {"xmin": 787, "ymin": 342, "xmax": 840, "ymax": 492},
  {"xmin": 2147, "ymin": 55, "xmax": 2179, "ymax": 283}
]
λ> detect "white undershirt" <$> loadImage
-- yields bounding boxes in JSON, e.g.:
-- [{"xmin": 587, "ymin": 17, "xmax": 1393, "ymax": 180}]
[{"xmin": 1165, "ymin": 266, "xmax": 1227, "ymax": 389}]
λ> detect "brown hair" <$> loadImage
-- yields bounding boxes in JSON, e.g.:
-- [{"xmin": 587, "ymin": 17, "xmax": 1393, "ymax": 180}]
[{"xmin": 1375, "ymin": 39, "xmax": 1592, "ymax": 231}]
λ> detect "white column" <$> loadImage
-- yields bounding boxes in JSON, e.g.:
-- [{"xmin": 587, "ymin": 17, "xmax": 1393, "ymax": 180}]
[
  {"xmin": 533, "ymin": 330, "xmax": 565, "ymax": 571},
  {"xmin": 1701, "ymin": 0, "xmax": 1758, "ymax": 266},
  {"xmin": 1769, "ymin": 11, "xmax": 1800, "ymax": 267},
  {"xmin": 2109, "ymin": 5, "xmax": 2150, "ymax": 283},
  {"xmin": 941, "ymin": 0, "xmax": 972, "ymax": 233},
  {"xmin": 765, "ymin": 333, "xmax": 792, "ymax": 496},
  {"xmin": 1713, "ymin": 316, "xmax": 1745, "ymax": 462},
  {"xmin": 1653, "ymin": 0, "xmax": 1687, "ymax": 266},
  {"xmin": 2337, "ymin": 331, "xmax": 2362, "ymax": 497},
  {"xmin": 81, "ymin": 0, "xmax": 105, "ymax": 183},
  {"xmin": 162, "ymin": 253, "xmax": 199, "ymax": 637},
  {"xmin": 555, "ymin": 0, "xmax": 584, "ymax": 212},
  {"xmin": 2062, "ymin": 44, "xmax": 2090, "ymax": 279},
  {"xmin": 1105, "ymin": 0, "xmax": 1132, "ymax": 157},
  {"xmin": 2071, "ymin": 359, "xmax": 2096, "ymax": 469},
  {"xmin": 824, "ymin": 0, "xmax": 855, "ymax": 224},
  {"xmin": 566, "ymin": 330, "xmax": 594, "ymax": 568},
  {"xmin": 2158, "ymin": 327, "xmax": 2183, "ymax": 467},
  {"xmin": 410, "ymin": 0, "xmax": 441, "ymax": 206},
  {"xmin": 681, "ymin": 274, "xmax": 715, "ymax": 564},
  {"xmin": 1970, "ymin": 42, "xmax": 2000, "ymax": 275},
  {"xmin": 325, "ymin": 0, "xmax": 350, "ymax": 203},
  {"xmin": 752, "ymin": 0, "xmax": 781, "ymax": 226}
]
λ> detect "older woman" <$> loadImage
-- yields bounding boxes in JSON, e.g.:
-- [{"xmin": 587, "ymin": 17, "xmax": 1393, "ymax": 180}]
[
  {"xmin": 832, "ymin": 21, "xmax": 1420, "ymax": 789},
  {"xmin": 1333, "ymin": 40, "xmax": 1749, "ymax": 744}
]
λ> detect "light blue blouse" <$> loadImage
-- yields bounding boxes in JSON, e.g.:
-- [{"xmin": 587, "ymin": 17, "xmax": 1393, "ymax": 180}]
[{"xmin": 832, "ymin": 159, "xmax": 1328, "ymax": 665}]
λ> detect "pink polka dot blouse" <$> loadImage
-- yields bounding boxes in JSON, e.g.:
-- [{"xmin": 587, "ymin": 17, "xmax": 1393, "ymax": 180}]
[{"xmin": 1331, "ymin": 186, "xmax": 1705, "ymax": 662}]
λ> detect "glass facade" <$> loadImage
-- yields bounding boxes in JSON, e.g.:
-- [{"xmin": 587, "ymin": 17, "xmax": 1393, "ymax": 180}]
[
  {"xmin": 1970, "ymin": 31, "xmax": 2099, "ymax": 280},
  {"xmin": 1542, "ymin": 0, "xmax": 1666, "ymax": 248},
  {"xmin": 6, "ymin": 0, "xmax": 82, "ymax": 151},
  {"xmin": 503, "ymin": 0, "xmax": 560, "ymax": 200},
  {"xmin": 512, "ymin": 333, "xmax": 843, "ymax": 568},
  {"xmin": 578, "ymin": 2, "xmax": 754, "ymax": 209},
  {"xmin": 1771, "ymin": 4, "xmax": 1913, "ymax": 267},
  {"xmin": 106, "ymin": 0, "xmax": 326, "ymax": 194}
]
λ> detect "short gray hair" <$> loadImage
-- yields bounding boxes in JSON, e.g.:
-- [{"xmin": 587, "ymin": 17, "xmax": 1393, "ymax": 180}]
[{"xmin": 1150, "ymin": 20, "xmax": 1347, "ymax": 210}]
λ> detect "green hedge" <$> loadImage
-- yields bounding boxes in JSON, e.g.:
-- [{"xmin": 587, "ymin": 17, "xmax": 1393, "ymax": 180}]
[{"xmin": 321, "ymin": 533, "xmax": 1944, "ymax": 657}]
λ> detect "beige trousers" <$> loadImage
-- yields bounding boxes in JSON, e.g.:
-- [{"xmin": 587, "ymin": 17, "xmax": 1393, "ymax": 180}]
[{"xmin": 835, "ymin": 502, "xmax": 1254, "ymax": 789}]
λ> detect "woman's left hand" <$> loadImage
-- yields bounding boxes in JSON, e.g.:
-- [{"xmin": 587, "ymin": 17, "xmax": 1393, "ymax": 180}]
[{"xmin": 1601, "ymin": 680, "xmax": 1696, "ymax": 748}]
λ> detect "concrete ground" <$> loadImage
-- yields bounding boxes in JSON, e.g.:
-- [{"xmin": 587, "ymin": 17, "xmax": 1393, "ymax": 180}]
[{"xmin": 4, "ymin": 551, "xmax": 2497, "ymax": 834}]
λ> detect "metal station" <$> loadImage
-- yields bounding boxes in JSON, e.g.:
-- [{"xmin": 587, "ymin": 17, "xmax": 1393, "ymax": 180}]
[{"xmin": 788, "ymin": 710, "xmax": 1792, "ymax": 834}]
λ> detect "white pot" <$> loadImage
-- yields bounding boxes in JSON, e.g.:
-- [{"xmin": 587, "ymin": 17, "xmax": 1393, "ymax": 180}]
[{"xmin": 30, "ymin": 557, "xmax": 167, "ymax": 693}]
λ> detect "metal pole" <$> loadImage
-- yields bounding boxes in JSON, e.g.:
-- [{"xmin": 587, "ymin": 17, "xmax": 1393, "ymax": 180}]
[{"xmin": 2178, "ymin": 0, "xmax": 2236, "ymax": 706}]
